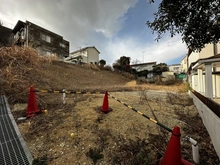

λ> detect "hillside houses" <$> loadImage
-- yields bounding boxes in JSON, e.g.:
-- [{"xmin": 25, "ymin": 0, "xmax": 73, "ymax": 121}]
[
  {"xmin": 168, "ymin": 64, "xmax": 182, "ymax": 74},
  {"xmin": 65, "ymin": 46, "xmax": 100, "ymax": 64},
  {"xmin": 0, "ymin": 24, "xmax": 13, "ymax": 47},
  {"xmin": 181, "ymin": 42, "xmax": 220, "ymax": 99},
  {"xmin": 12, "ymin": 20, "xmax": 69, "ymax": 58},
  {"xmin": 0, "ymin": 20, "xmax": 69, "ymax": 59}
]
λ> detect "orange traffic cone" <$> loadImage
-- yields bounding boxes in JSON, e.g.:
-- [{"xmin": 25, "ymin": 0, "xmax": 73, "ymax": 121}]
[
  {"xmin": 100, "ymin": 91, "xmax": 112, "ymax": 113},
  {"xmin": 26, "ymin": 86, "xmax": 39, "ymax": 117},
  {"xmin": 159, "ymin": 126, "xmax": 193, "ymax": 165}
]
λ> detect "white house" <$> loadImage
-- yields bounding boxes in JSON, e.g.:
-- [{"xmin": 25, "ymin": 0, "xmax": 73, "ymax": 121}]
[
  {"xmin": 180, "ymin": 55, "xmax": 188, "ymax": 73},
  {"xmin": 130, "ymin": 62, "xmax": 156, "ymax": 72},
  {"xmin": 168, "ymin": 64, "xmax": 182, "ymax": 74},
  {"xmin": 185, "ymin": 43, "xmax": 220, "ymax": 99},
  {"xmin": 66, "ymin": 46, "xmax": 100, "ymax": 64},
  {"xmin": 186, "ymin": 42, "xmax": 220, "ymax": 160},
  {"xmin": 130, "ymin": 62, "xmax": 156, "ymax": 78}
]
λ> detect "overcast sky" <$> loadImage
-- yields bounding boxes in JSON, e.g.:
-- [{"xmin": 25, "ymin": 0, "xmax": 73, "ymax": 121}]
[{"xmin": 0, "ymin": 0, "xmax": 187, "ymax": 65}]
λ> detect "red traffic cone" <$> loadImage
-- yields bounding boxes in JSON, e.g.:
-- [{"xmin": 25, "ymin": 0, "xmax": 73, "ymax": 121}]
[
  {"xmin": 100, "ymin": 91, "xmax": 112, "ymax": 113},
  {"xmin": 181, "ymin": 159, "xmax": 193, "ymax": 165},
  {"xmin": 159, "ymin": 126, "xmax": 182, "ymax": 165},
  {"xmin": 26, "ymin": 86, "xmax": 39, "ymax": 117},
  {"xmin": 159, "ymin": 126, "xmax": 193, "ymax": 165}
]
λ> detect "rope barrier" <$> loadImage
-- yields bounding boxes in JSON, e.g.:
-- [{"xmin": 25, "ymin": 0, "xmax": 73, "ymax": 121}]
[
  {"xmin": 108, "ymin": 93, "xmax": 173, "ymax": 133},
  {"xmin": 33, "ymin": 89, "xmax": 105, "ymax": 95},
  {"xmin": 33, "ymin": 88, "xmax": 172, "ymax": 132}
]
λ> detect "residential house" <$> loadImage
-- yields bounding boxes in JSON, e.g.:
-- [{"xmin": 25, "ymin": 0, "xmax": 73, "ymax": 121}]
[
  {"xmin": 130, "ymin": 62, "xmax": 156, "ymax": 78},
  {"xmin": 180, "ymin": 55, "xmax": 188, "ymax": 73},
  {"xmin": 11, "ymin": 20, "xmax": 69, "ymax": 58},
  {"xmin": 184, "ymin": 42, "xmax": 220, "ymax": 99},
  {"xmin": 186, "ymin": 42, "xmax": 220, "ymax": 160},
  {"xmin": 66, "ymin": 46, "xmax": 100, "ymax": 64},
  {"xmin": 168, "ymin": 64, "xmax": 182, "ymax": 74},
  {"xmin": 0, "ymin": 24, "xmax": 13, "ymax": 47}
]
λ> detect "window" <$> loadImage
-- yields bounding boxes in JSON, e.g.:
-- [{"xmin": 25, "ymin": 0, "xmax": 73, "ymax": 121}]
[
  {"xmin": 41, "ymin": 33, "xmax": 51, "ymax": 43},
  {"xmin": 59, "ymin": 43, "xmax": 66, "ymax": 48}
]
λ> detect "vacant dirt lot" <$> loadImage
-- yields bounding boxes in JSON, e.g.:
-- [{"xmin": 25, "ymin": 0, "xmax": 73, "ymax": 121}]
[
  {"xmin": 13, "ymin": 88, "xmax": 219, "ymax": 165},
  {"xmin": 1, "ymin": 47, "xmax": 219, "ymax": 164}
]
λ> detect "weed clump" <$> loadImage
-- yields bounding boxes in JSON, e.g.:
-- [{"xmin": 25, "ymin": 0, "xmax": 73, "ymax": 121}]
[
  {"xmin": 0, "ymin": 46, "xmax": 51, "ymax": 104},
  {"xmin": 86, "ymin": 148, "xmax": 104, "ymax": 164}
]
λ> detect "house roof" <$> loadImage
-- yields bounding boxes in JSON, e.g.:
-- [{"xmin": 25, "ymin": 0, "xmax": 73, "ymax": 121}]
[
  {"xmin": 12, "ymin": 20, "xmax": 65, "ymax": 39},
  {"xmin": 168, "ymin": 64, "xmax": 181, "ymax": 66},
  {"xmin": 70, "ymin": 46, "xmax": 100, "ymax": 54},
  {"xmin": 0, "ymin": 25, "xmax": 12, "ymax": 31},
  {"xmin": 25, "ymin": 20, "xmax": 63, "ymax": 38},
  {"xmin": 130, "ymin": 62, "xmax": 156, "ymax": 67},
  {"xmin": 12, "ymin": 20, "xmax": 25, "ymax": 34}
]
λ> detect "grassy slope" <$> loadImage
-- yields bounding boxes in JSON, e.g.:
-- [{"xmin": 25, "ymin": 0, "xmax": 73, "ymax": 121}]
[
  {"xmin": 0, "ymin": 46, "xmax": 131, "ymax": 104},
  {"xmin": 1, "ymin": 47, "xmax": 219, "ymax": 164}
]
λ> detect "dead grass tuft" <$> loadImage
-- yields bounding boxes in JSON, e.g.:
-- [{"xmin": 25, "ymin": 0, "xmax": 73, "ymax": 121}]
[{"xmin": 0, "ymin": 46, "xmax": 51, "ymax": 103}]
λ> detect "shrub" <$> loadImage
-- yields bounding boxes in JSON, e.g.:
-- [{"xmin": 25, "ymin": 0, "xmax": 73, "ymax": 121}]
[
  {"xmin": 103, "ymin": 65, "xmax": 113, "ymax": 71},
  {"xmin": 120, "ymin": 71, "xmax": 135, "ymax": 79}
]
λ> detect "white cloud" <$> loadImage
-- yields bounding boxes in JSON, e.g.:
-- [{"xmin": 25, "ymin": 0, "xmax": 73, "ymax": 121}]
[
  {"xmin": 0, "ymin": 0, "xmax": 138, "ymax": 50},
  {"xmin": 0, "ymin": 0, "xmax": 186, "ymax": 65},
  {"xmin": 101, "ymin": 35, "xmax": 187, "ymax": 65}
]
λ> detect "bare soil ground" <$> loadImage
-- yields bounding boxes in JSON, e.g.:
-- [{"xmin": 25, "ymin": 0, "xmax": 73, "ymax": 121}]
[{"xmin": 1, "ymin": 47, "xmax": 219, "ymax": 164}]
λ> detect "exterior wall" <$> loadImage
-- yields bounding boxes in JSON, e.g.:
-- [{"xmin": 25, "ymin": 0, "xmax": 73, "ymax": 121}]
[
  {"xmin": 12, "ymin": 21, "xmax": 69, "ymax": 59},
  {"xmin": 70, "ymin": 47, "xmax": 99, "ymax": 64},
  {"xmin": 213, "ymin": 75, "xmax": 216, "ymax": 98},
  {"xmin": 181, "ymin": 55, "xmax": 187, "ymax": 73},
  {"xmin": 169, "ymin": 64, "xmax": 182, "ymax": 74},
  {"xmin": 189, "ymin": 42, "xmax": 220, "ymax": 63},
  {"xmin": 200, "ymin": 43, "xmax": 220, "ymax": 58},
  {"xmin": 193, "ymin": 72, "xmax": 220, "ymax": 98},
  {"xmin": 81, "ymin": 50, "xmax": 88, "ymax": 63},
  {"xmin": 217, "ymin": 42, "xmax": 220, "ymax": 55},
  {"xmin": 216, "ymin": 75, "xmax": 220, "ymax": 98},
  {"xmin": 70, "ymin": 50, "xmax": 88, "ymax": 63},
  {"xmin": 215, "ymin": 66, "xmax": 220, "ymax": 72},
  {"xmin": 200, "ymin": 43, "xmax": 215, "ymax": 58},
  {"xmin": 188, "ymin": 52, "xmax": 199, "ymax": 64},
  {"xmin": 0, "ymin": 25, "xmax": 13, "ymax": 47},
  {"xmin": 27, "ymin": 21, "xmax": 69, "ymax": 58},
  {"xmin": 190, "ymin": 91, "xmax": 220, "ymax": 159},
  {"xmin": 131, "ymin": 64, "xmax": 155, "ymax": 72},
  {"xmin": 161, "ymin": 71, "xmax": 175, "ymax": 81},
  {"xmin": 202, "ymin": 74, "xmax": 205, "ymax": 95},
  {"xmin": 87, "ymin": 47, "xmax": 99, "ymax": 64},
  {"xmin": 191, "ymin": 74, "xmax": 198, "ymax": 91}
]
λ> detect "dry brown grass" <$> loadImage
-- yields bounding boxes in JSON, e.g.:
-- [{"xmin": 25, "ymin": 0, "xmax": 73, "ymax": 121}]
[
  {"xmin": 0, "ymin": 46, "xmax": 189, "ymax": 105},
  {"xmin": 3, "ymin": 46, "xmax": 218, "ymax": 164},
  {"xmin": 0, "ymin": 46, "xmax": 51, "ymax": 103},
  {"xmin": 0, "ymin": 46, "xmax": 131, "ymax": 104}
]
